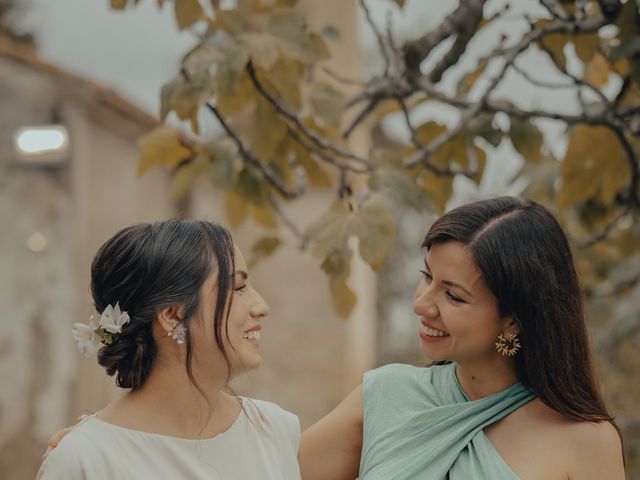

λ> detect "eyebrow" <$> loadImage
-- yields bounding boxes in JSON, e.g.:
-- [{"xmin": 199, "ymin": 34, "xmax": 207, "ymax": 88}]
[
  {"xmin": 424, "ymin": 259, "xmax": 473, "ymax": 297},
  {"xmin": 234, "ymin": 271, "xmax": 248, "ymax": 281}
]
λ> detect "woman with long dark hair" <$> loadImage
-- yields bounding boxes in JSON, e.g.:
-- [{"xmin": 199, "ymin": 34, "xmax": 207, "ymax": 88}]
[
  {"xmin": 46, "ymin": 198, "xmax": 625, "ymax": 479},
  {"xmin": 301, "ymin": 196, "xmax": 625, "ymax": 479}
]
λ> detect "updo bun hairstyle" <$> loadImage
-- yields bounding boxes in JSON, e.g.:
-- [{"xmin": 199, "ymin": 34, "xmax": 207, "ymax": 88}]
[{"xmin": 90, "ymin": 219, "xmax": 236, "ymax": 390}]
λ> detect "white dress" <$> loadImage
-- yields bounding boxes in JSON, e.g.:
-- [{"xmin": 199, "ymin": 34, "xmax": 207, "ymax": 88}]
[{"xmin": 37, "ymin": 397, "xmax": 301, "ymax": 479}]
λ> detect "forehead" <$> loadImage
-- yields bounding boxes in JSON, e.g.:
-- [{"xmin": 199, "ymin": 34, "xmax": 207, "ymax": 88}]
[
  {"xmin": 425, "ymin": 241, "xmax": 484, "ymax": 287},
  {"xmin": 233, "ymin": 244, "xmax": 247, "ymax": 271}
]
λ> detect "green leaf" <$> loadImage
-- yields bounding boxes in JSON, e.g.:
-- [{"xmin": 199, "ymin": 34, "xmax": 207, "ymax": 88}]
[
  {"xmin": 174, "ymin": 0, "xmax": 203, "ymax": 30},
  {"xmin": 249, "ymin": 236, "xmax": 282, "ymax": 268},
  {"xmin": 612, "ymin": 35, "xmax": 640, "ymax": 61},
  {"xmin": 137, "ymin": 127, "xmax": 192, "ymax": 176},
  {"xmin": 306, "ymin": 201, "xmax": 352, "ymax": 259},
  {"xmin": 207, "ymin": 142, "xmax": 239, "ymax": 189},
  {"xmin": 509, "ymin": 118, "xmax": 543, "ymax": 163},
  {"xmin": 470, "ymin": 114, "xmax": 503, "ymax": 148},
  {"xmin": 352, "ymin": 195, "xmax": 396, "ymax": 271},
  {"xmin": 235, "ymin": 167, "xmax": 268, "ymax": 206},
  {"xmin": 368, "ymin": 151, "xmax": 430, "ymax": 211},
  {"xmin": 160, "ymin": 77, "xmax": 181, "ymax": 122}
]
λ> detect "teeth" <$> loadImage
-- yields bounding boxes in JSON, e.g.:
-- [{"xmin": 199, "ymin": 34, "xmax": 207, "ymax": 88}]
[
  {"xmin": 243, "ymin": 331, "xmax": 261, "ymax": 340},
  {"xmin": 422, "ymin": 325, "xmax": 450, "ymax": 337}
]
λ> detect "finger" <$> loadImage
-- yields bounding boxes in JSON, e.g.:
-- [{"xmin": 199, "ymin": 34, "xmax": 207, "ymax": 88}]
[
  {"xmin": 41, "ymin": 446, "xmax": 52, "ymax": 461},
  {"xmin": 48, "ymin": 426, "xmax": 73, "ymax": 448}
]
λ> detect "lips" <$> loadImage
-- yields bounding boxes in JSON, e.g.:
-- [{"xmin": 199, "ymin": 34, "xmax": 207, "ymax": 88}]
[
  {"xmin": 243, "ymin": 325, "xmax": 261, "ymax": 341},
  {"xmin": 420, "ymin": 319, "xmax": 448, "ymax": 334}
]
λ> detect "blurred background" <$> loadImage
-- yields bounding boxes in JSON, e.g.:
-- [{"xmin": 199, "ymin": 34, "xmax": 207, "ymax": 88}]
[{"xmin": 1, "ymin": 0, "xmax": 639, "ymax": 478}]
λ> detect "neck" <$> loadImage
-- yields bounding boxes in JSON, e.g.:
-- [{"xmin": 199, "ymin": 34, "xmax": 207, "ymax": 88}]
[
  {"xmin": 103, "ymin": 353, "xmax": 236, "ymax": 437},
  {"xmin": 455, "ymin": 355, "xmax": 518, "ymax": 400}
]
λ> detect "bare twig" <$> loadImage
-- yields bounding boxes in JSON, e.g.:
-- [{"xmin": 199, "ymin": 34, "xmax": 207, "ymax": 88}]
[{"xmin": 360, "ymin": 0, "xmax": 391, "ymax": 77}]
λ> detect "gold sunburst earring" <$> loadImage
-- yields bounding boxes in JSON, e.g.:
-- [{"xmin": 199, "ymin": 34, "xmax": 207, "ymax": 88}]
[{"xmin": 495, "ymin": 331, "xmax": 521, "ymax": 356}]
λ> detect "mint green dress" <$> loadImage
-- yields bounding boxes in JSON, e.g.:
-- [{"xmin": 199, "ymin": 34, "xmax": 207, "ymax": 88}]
[{"xmin": 359, "ymin": 363, "xmax": 535, "ymax": 479}]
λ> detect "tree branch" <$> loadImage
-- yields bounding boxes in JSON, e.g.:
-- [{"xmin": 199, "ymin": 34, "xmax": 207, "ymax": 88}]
[
  {"xmin": 205, "ymin": 103, "xmax": 303, "ymax": 200},
  {"xmin": 246, "ymin": 61, "xmax": 372, "ymax": 169}
]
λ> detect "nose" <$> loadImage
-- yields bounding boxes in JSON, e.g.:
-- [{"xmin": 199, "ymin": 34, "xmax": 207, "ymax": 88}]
[
  {"xmin": 413, "ymin": 283, "xmax": 439, "ymax": 319},
  {"xmin": 250, "ymin": 290, "xmax": 270, "ymax": 318}
]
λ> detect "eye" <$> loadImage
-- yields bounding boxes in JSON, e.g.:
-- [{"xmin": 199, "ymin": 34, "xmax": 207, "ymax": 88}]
[
  {"xmin": 234, "ymin": 284, "xmax": 247, "ymax": 293},
  {"xmin": 446, "ymin": 291, "xmax": 465, "ymax": 303}
]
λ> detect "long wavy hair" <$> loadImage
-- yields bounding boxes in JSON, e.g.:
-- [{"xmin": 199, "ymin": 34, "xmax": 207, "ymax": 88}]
[{"xmin": 423, "ymin": 196, "xmax": 621, "ymax": 436}]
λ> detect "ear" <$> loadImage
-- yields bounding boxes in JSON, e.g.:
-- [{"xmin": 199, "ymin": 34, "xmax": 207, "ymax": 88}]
[
  {"xmin": 157, "ymin": 304, "xmax": 185, "ymax": 335},
  {"xmin": 500, "ymin": 314, "xmax": 520, "ymax": 336}
]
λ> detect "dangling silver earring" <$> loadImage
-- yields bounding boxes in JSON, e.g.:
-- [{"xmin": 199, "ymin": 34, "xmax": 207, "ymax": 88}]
[{"xmin": 168, "ymin": 323, "xmax": 187, "ymax": 345}]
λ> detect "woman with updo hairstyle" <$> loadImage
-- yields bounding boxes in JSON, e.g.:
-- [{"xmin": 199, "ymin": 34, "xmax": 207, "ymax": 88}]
[
  {"xmin": 38, "ymin": 219, "xmax": 301, "ymax": 479},
  {"xmin": 44, "ymin": 198, "xmax": 627, "ymax": 479}
]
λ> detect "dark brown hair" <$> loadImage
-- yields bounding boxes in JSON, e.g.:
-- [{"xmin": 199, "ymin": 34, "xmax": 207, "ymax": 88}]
[
  {"xmin": 423, "ymin": 196, "xmax": 619, "ymax": 430},
  {"xmin": 91, "ymin": 219, "xmax": 236, "ymax": 391}
]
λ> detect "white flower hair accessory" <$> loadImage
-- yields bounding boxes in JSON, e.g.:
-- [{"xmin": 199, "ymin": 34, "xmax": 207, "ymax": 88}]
[{"xmin": 72, "ymin": 303, "xmax": 130, "ymax": 357}]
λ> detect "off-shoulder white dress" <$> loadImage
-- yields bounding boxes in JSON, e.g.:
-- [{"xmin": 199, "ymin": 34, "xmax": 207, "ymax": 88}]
[{"xmin": 37, "ymin": 397, "xmax": 301, "ymax": 479}]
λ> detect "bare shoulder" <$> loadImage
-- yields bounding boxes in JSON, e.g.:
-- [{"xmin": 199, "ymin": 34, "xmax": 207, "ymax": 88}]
[{"xmin": 525, "ymin": 401, "xmax": 624, "ymax": 479}]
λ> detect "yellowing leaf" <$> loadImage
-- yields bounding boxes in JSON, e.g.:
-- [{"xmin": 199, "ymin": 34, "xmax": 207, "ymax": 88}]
[
  {"xmin": 419, "ymin": 171, "xmax": 453, "ymax": 213},
  {"xmin": 536, "ymin": 20, "xmax": 568, "ymax": 69},
  {"xmin": 330, "ymin": 277, "xmax": 357, "ymax": 318},
  {"xmin": 249, "ymin": 236, "xmax": 281, "ymax": 268},
  {"xmin": 170, "ymin": 149, "xmax": 212, "ymax": 200},
  {"xmin": 225, "ymin": 191, "xmax": 249, "ymax": 228},
  {"xmin": 457, "ymin": 58, "xmax": 488, "ymax": 95},
  {"xmin": 251, "ymin": 203, "xmax": 278, "ymax": 229},
  {"xmin": 305, "ymin": 201, "xmax": 351, "ymax": 259},
  {"xmin": 585, "ymin": 53, "xmax": 610, "ymax": 87},
  {"xmin": 255, "ymin": 56, "xmax": 305, "ymax": 111},
  {"xmin": 308, "ymin": 82, "xmax": 346, "ymax": 127},
  {"xmin": 352, "ymin": 195, "xmax": 396, "ymax": 271},
  {"xmin": 574, "ymin": 33, "xmax": 600, "ymax": 64},
  {"xmin": 242, "ymin": 32, "xmax": 280, "ymax": 71},
  {"xmin": 137, "ymin": 127, "xmax": 192, "ymax": 176},
  {"xmin": 267, "ymin": 10, "xmax": 330, "ymax": 64},
  {"xmin": 174, "ymin": 0, "xmax": 203, "ymax": 30},
  {"xmin": 510, "ymin": 118, "xmax": 544, "ymax": 163},
  {"xmin": 393, "ymin": 0, "xmax": 406, "ymax": 7},
  {"xmin": 557, "ymin": 125, "xmax": 631, "ymax": 208},
  {"xmin": 292, "ymin": 142, "xmax": 331, "ymax": 188},
  {"xmin": 368, "ymin": 150, "xmax": 430, "ymax": 211},
  {"xmin": 110, "ymin": 0, "xmax": 127, "ymax": 9},
  {"xmin": 248, "ymin": 96, "xmax": 288, "ymax": 160}
]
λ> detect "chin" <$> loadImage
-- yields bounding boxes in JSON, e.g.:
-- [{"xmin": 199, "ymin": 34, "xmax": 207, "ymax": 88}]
[{"xmin": 420, "ymin": 343, "xmax": 448, "ymax": 363}]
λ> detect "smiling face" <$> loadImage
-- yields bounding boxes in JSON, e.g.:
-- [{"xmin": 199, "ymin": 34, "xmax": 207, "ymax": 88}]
[
  {"xmin": 190, "ymin": 246, "xmax": 269, "ymax": 380},
  {"xmin": 413, "ymin": 241, "xmax": 513, "ymax": 365}
]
